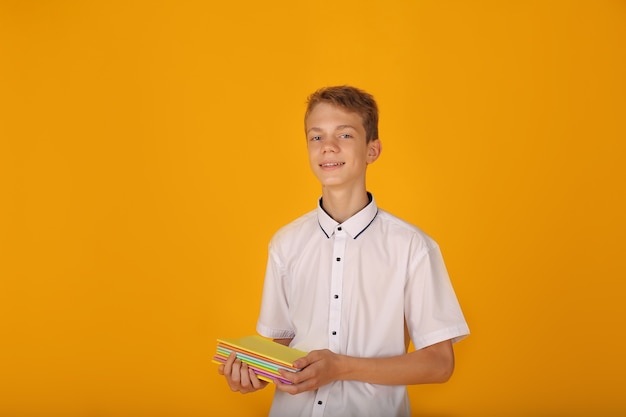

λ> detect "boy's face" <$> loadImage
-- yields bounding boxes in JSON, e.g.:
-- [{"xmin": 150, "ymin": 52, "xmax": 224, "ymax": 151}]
[{"xmin": 305, "ymin": 102, "xmax": 381, "ymax": 191}]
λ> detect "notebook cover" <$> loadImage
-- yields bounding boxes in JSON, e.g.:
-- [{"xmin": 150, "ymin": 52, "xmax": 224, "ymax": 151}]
[{"xmin": 216, "ymin": 335, "xmax": 306, "ymax": 368}]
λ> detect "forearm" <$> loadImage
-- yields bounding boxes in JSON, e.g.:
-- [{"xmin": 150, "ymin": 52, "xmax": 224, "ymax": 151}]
[
  {"xmin": 339, "ymin": 340, "xmax": 455, "ymax": 385},
  {"xmin": 273, "ymin": 338, "xmax": 293, "ymax": 346},
  {"xmin": 276, "ymin": 339, "xmax": 455, "ymax": 394}
]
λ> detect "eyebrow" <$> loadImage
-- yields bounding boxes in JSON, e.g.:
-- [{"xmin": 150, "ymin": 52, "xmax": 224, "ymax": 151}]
[{"xmin": 306, "ymin": 125, "xmax": 358, "ymax": 134}]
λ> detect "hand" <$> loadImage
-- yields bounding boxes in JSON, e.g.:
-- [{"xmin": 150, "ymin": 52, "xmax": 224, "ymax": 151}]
[
  {"xmin": 275, "ymin": 349, "xmax": 345, "ymax": 394},
  {"xmin": 218, "ymin": 352, "xmax": 269, "ymax": 394}
]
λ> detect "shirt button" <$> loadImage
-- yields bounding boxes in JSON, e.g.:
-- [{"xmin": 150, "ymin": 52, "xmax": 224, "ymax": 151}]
[
  {"xmin": 334, "ymin": 294, "xmax": 339, "ymax": 299},
  {"xmin": 332, "ymin": 331, "xmax": 337, "ymax": 335},
  {"xmin": 336, "ymin": 257, "xmax": 341, "ymax": 261},
  {"xmin": 337, "ymin": 226, "xmax": 342, "ymax": 231},
  {"xmin": 318, "ymin": 400, "xmax": 323, "ymax": 405}
]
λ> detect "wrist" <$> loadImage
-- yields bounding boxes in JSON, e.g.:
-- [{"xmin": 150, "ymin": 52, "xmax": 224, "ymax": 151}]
[{"xmin": 337, "ymin": 354, "xmax": 358, "ymax": 381}]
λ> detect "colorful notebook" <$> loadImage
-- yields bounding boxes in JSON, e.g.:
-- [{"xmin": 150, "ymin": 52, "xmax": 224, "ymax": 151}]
[{"xmin": 213, "ymin": 335, "xmax": 306, "ymax": 384}]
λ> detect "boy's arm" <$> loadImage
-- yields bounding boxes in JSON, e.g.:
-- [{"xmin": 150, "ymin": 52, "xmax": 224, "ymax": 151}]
[
  {"xmin": 275, "ymin": 339, "xmax": 454, "ymax": 394},
  {"xmin": 273, "ymin": 338, "xmax": 293, "ymax": 346}
]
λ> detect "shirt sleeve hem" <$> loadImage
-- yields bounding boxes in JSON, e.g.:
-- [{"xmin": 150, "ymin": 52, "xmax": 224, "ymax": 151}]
[
  {"xmin": 412, "ymin": 324, "xmax": 470, "ymax": 350},
  {"xmin": 256, "ymin": 322, "xmax": 296, "ymax": 340}
]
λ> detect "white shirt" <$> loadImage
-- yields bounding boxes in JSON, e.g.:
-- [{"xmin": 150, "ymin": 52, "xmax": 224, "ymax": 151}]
[{"xmin": 256, "ymin": 194, "xmax": 470, "ymax": 417}]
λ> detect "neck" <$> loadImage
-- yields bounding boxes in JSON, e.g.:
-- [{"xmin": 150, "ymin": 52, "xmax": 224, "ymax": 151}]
[{"xmin": 320, "ymin": 187, "xmax": 370, "ymax": 223}]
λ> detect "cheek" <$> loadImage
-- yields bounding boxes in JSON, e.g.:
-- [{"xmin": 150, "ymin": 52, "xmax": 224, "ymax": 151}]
[{"xmin": 307, "ymin": 152, "xmax": 319, "ymax": 169}]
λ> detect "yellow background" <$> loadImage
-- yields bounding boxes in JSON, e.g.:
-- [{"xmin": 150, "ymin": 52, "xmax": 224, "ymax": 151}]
[{"xmin": 1, "ymin": 1, "xmax": 625, "ymax": 416}]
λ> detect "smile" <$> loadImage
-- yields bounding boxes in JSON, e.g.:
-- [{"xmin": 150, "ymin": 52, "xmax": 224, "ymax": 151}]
[{"xmin": 320, "ymin": 162, "xmax": 345, "ymax": 167}]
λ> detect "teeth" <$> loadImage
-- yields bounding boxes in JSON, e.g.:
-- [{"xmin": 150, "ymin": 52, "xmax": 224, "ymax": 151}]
[{"xmin": 321, "ymin": 162, "xmax": 345, "ymax": 167}]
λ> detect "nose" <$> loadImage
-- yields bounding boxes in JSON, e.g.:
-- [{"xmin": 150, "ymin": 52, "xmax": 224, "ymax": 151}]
[{"xmin": 322, "ymin": 137, "xmax": 339, "ymax": 153}]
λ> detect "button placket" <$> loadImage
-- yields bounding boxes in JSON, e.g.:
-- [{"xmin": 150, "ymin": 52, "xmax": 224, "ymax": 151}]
[
  {"xmin": 328, "ymin": 227, "xmax": 345, "ymax": 352},
  {"xmin": 311, "ymin": 385, "xmax": 331, "ymax": 417}
]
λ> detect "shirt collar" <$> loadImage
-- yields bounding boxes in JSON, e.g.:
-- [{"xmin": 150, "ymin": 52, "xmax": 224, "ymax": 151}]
[{"xmin": 317, "ymin": 192, "xmax": 379, "ymax": 239}]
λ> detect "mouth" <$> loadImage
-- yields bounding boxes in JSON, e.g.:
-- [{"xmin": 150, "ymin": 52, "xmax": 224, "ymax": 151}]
[{"xmin": 319, "ymin": 162, "xmax": 345, "ymax": 167}]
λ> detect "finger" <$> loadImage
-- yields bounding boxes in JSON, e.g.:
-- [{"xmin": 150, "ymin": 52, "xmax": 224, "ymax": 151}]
[
  {"xmin": 278, "ymin": 368, "xmax": 299, "ymax": 384},
  {"xmin": 249, "ymin": 368, "xmax": 270, "ymax": 390},
  {"xmin": 247, "ymin": 368, "xmax": 260, "ymax": 389},
  {"xmin": 223, "ymin": 352, "xmax": 237, "ymax": 376},
  {"xmin": 231, "ymin": 358, "xmax": 242, "ymax": 384},
  {"xmin": 249, "ymin": 367, "xmax": 269, "ymax": 390},
  {"xmin": 292, "ymin": 355, "xmax": 310, "ymax": 370},
  {"xmin": 224, "ymin": 356, "xmax": 243, "ymax": 392},
  {"xmin": 274, "ymin": 377, "xmax": 299, "ymax": 394},
  {"xmin": 239, "ymin": 362, "xmax": 253, "ymax": 390}
]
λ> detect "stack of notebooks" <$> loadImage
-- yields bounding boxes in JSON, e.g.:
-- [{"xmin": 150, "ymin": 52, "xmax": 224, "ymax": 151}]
[{"xmin": 213, "ymin": 335, "xmax": 306, "ymax": 384}]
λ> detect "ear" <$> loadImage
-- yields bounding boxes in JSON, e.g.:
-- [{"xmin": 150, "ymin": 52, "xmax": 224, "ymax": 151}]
[{"xmin": 366, "ymin": 139, "xmax": 382, "ymax": 164}]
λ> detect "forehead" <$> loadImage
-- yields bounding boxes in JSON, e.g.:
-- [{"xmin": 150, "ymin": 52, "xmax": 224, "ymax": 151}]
[{"xmin": 305, "ymin": 102, "xmax": 365, "ymax": 131}]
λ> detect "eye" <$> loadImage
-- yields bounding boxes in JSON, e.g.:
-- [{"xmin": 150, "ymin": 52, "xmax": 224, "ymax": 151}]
[
  {"xmin": 310, "ymin": 135, "xmax": 322, "ymax": 141},
  {"xmin": 339, "ymin": 133, "xmax": 352, "ymax": 139}
]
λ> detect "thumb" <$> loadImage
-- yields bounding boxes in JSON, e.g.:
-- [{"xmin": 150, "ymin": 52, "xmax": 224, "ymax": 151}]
[{"xmin": 293, "ymin": 353, "xmax": 312, "ymax": 370}]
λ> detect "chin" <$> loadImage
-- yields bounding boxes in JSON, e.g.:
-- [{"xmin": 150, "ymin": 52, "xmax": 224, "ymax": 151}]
[{"xmin": 320, "ymin": 180, "xmax": 347, "ymax": 189}]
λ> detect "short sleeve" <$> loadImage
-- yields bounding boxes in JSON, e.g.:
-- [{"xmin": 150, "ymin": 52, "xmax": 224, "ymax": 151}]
[
  {"xmin": 256, "ymin": 239, "xmax": 296, "ymax": 339},
  {"xmin": 404, "ymin": 238, "xmax": 470, "ymax": 350}
]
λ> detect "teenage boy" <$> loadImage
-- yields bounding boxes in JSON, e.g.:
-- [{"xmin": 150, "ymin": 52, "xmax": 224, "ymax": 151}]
[{"xmin": 218, "ymin": 85, "xmax": 470, "ymax": 417}]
